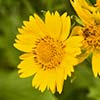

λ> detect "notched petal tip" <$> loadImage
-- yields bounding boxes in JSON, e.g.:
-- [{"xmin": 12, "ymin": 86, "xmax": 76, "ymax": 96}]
[
  {"xmin": 17, "ymin": 70, "xmax": 24, "ymax": 78},
  {"xmin": 13, "ymin": 43, "xmax": 17, "ymax": 48},
  {"xmin": 55, "ymin": 11, "xmax": 60, "ymax": 16},
  {"xmin": 51, "ymin": 89, "xmax": 56, "ymax": 94},
  {"xmin": 93, "ymin": 71, "xmax": 98, "ymax": 77},
  {"xmin": 71, "ymin": 26, "xmax": 83, "ymax": 36},
  {"xmin": 23, "ymin": 21, "xmax": 29, "ymax": 26},
  {"xmin": 70, "ymin": 0, "xmax": 75, "ymax": 4},
  {"xmin": 18, "ymin": 28, "xmax": 22, "ymax": 33},
  {"xmin": 62, "ymin": 12, "xmax": 67, "ymax": 17},
  {"xmin": 29, "ymin": 15, "xmax": 34, "ymax": 21},
  {"xmin": 46, "ymin": 10, "xmax": 51, "ymax": 15},
  {"xmin": 34, "ymin": 13, "xmax": 38, "ymax": 18},
  {"xmin": 34, "ymin": 13, "xmax": 42, "ymax": 21},
  {"xmin": 92, "ymin": 51, "xmax": 100, "ymax": 77},
  {"xmin": 57, "ymin": 88, "xmax": 63, "ymax": 94},
  {"xmin": 17, "ymin": 26, "xmax": 25, "ymax": 35}
]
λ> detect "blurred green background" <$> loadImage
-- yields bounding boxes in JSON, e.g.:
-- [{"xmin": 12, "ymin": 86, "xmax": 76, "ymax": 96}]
[{"xmin": 0, "ymin": 0, "xmax": 100, "ymax": 100}]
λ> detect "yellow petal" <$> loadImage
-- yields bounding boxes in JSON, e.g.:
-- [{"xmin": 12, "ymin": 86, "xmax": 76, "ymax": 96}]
[
  {"xmin": 56, "ymin": 67, "xmax": 64, "ymax": 94},
  {"xmin": 77, "ymin": 50, "xmax": 90, "ymax": 64},
  {"xmin": 93, "ymin": 12, "xmax": 100, "ymax": 24},
  {"xmin": 16, "ymin": 33, "xmax": 37, "ymax": 44},
  {"xmin": 92, "ymin": 50, "xmax": 100, "ymax": 77},
  {"xmin": 32, "ymin": 70, "xmax": 42, "ymax": 89},
  {"xmin": 38, "ymin": 71, "xmax": 48, "ymax": 92},
  {"xmin": 18, "ymin": 57, "xmax": 39, "ymax": 78},
  {"xmin": 18, "ymin": 26, "xmax": 43, "ymax": 42},
  {"xmin": 71, "ymin": 26, "xmax": 82, "ymax": 36},
  {"xmin": 46, "ymin": 70, "xmax": 56, "ymax": 93},
  {"xmin": 65, "ymin": 36, "xmax": 83, "ymax": 56},
  {"xmin": 32, "ymin": 70, "xmax": 56, "ymax": 93},
  {"xmin": 66, "ymin": 36, "xmax": 83, "ymax": 47},
  {"xmin": 45, "ymin": 11, "xmax": 62, "ymax": 39},
  {"xmin": 59, "ymin": 13, "xmax": 71, "ymax": 41},
  {"xmin": 19, "ymin": 53, "xmax": 34, "ymax": 60},
  {"xmin": 14, "ymin": 43, "xmax": 33, "ymax": 52},
  {"xmin": 78, "ymin": 0, "xmax": 96, "ymax": 12},
  {"xmin": 14, "ymin": 27, "xmax": 42, "ymax": 52},
  {"xmin": 23, "ymin": 15, "xmax": 45, "ymax": 37},
  {"xmin": 34, "ymin": 14, "xmax": 49, "ymax": 35},
  {"xmin": 60, "ymin": 54, "xmax": 75, "ymax": 79},
  {"xmin": 37, "ymin": 71, "xmax": 48, "ymax": 92},
  {"xmin": 70, "ymin": 0, "xmax": 95, "ymax": 25}
]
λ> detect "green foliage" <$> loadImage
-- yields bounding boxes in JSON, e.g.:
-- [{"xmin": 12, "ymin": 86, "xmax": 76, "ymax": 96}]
[
  {"xmin": 0, "ymin": 71, "xmax": 57, "ymax": 100},
  {"xmin": 0, "ymin": 0, "xmax": 100, "ymax": 100}
]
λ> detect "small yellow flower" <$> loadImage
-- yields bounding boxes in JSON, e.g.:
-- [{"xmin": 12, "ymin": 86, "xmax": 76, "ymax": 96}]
[
  {"xmin": 70, "ymin": 0, "xmax": 100, "ymax": 77},
  {"xmin": 14, "ymin": 11, "xmax": 82, "ymax": 93}
]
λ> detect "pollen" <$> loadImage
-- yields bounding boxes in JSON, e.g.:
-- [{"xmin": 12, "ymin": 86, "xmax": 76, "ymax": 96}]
[
  {"xmin": 33, "ymin": 36, "xmax": 65, "ymax": 70},
  {"xmin": 82, "ymin": 25, "xmax": 100, "ymax": 50}
]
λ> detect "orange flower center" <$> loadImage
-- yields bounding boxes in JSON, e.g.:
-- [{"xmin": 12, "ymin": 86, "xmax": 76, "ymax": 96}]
[
  {"xmin": 82, "ymin": 25, "xmax": 100, "ymax": 50},
  {"xmin": 33, "ymin": 36, "xmax": 65, "ymax": 70}
]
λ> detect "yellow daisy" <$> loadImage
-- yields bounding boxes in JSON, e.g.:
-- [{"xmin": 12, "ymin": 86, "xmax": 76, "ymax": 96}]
[
  {"xmin": 70, "ymin": 0, "xmax": 100, "ymax": 77},
  {"xmin": 14, "ymin": 11, "xmax": 83, "ymax": 94}
]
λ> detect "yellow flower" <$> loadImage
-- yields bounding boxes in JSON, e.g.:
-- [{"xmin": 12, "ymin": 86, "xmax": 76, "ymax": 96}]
[
  {"xmin": 14, "ymin": 11, "xmax": 82, "ymax": 93},
  {"xmin": 70, "ymin": 0, "xmax": 100, "ymax": 77}
]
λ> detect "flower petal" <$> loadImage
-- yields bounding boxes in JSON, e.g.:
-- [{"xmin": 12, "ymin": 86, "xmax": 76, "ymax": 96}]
[
  {"xmin": 59, "ymin": 13, "xmax": 71, "ymax": 41},
  {"xmin": 71, "ymin": 26, "xmax": 82, "ymax": 36},
  {"xmin": 18, "ymin": 56, "xmax": 39, "ymax": 78},
  {"xmin": 78, "ymin": 0, "xmax": 96, "ymax": 12},
  {"xmin": 56, "ymin": 67, "xmax": 64, "ymax": 94},
  {"xmin": 45, "ymin": 11, "xmax": 62, "ymax": 39},
  {"xmin": 70, "ymin": 0, "xmax": 95, "ymax": 25},
  {"xmin": 14, "ymin": 34, "xmax": 37, "ymax": 52},
  {"xmin": 92, "ymin": 50, "xmax": 100, "ymax": 77},
  {"xmin": 18, "ymin": 17, "xmax": 45, "ymax": 40},
  {"xmin": 34, "ymin": 14, "xmax": 49, "ymax": 35},
  {"xmin": 93, "ymin": 12, "xmax": 100, "ymax": 24},
  {"xmin": 32, "ymin": 70, "xmax": 56, "ymax": 93},
  {"xmin": 65, "ymin": 36, "xmax": 83, "ymax": 56},
  {"xmin": 60, "ymin": 53, "xmax": 76, "ymax": 80}
]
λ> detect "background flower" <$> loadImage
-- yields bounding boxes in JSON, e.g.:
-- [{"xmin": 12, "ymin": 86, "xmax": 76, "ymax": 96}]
[{"xmin": 70, "ymin": 0, "xmax": 100, "ymax": 77}]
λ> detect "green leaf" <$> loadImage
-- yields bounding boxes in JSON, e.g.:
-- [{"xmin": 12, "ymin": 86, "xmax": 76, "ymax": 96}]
[{"xmin": 88, "ymin": 77, "xmax": 100, "ymax": 100}]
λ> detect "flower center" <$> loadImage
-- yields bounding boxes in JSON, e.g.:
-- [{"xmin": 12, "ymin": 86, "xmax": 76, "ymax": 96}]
[
  {"xmin": 33, "ymin": 36, "xmax": 65, "ymax": 70},
  {"xmin": 82, "ymin": 25, "xmax": 100, "ymax": 50}
]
